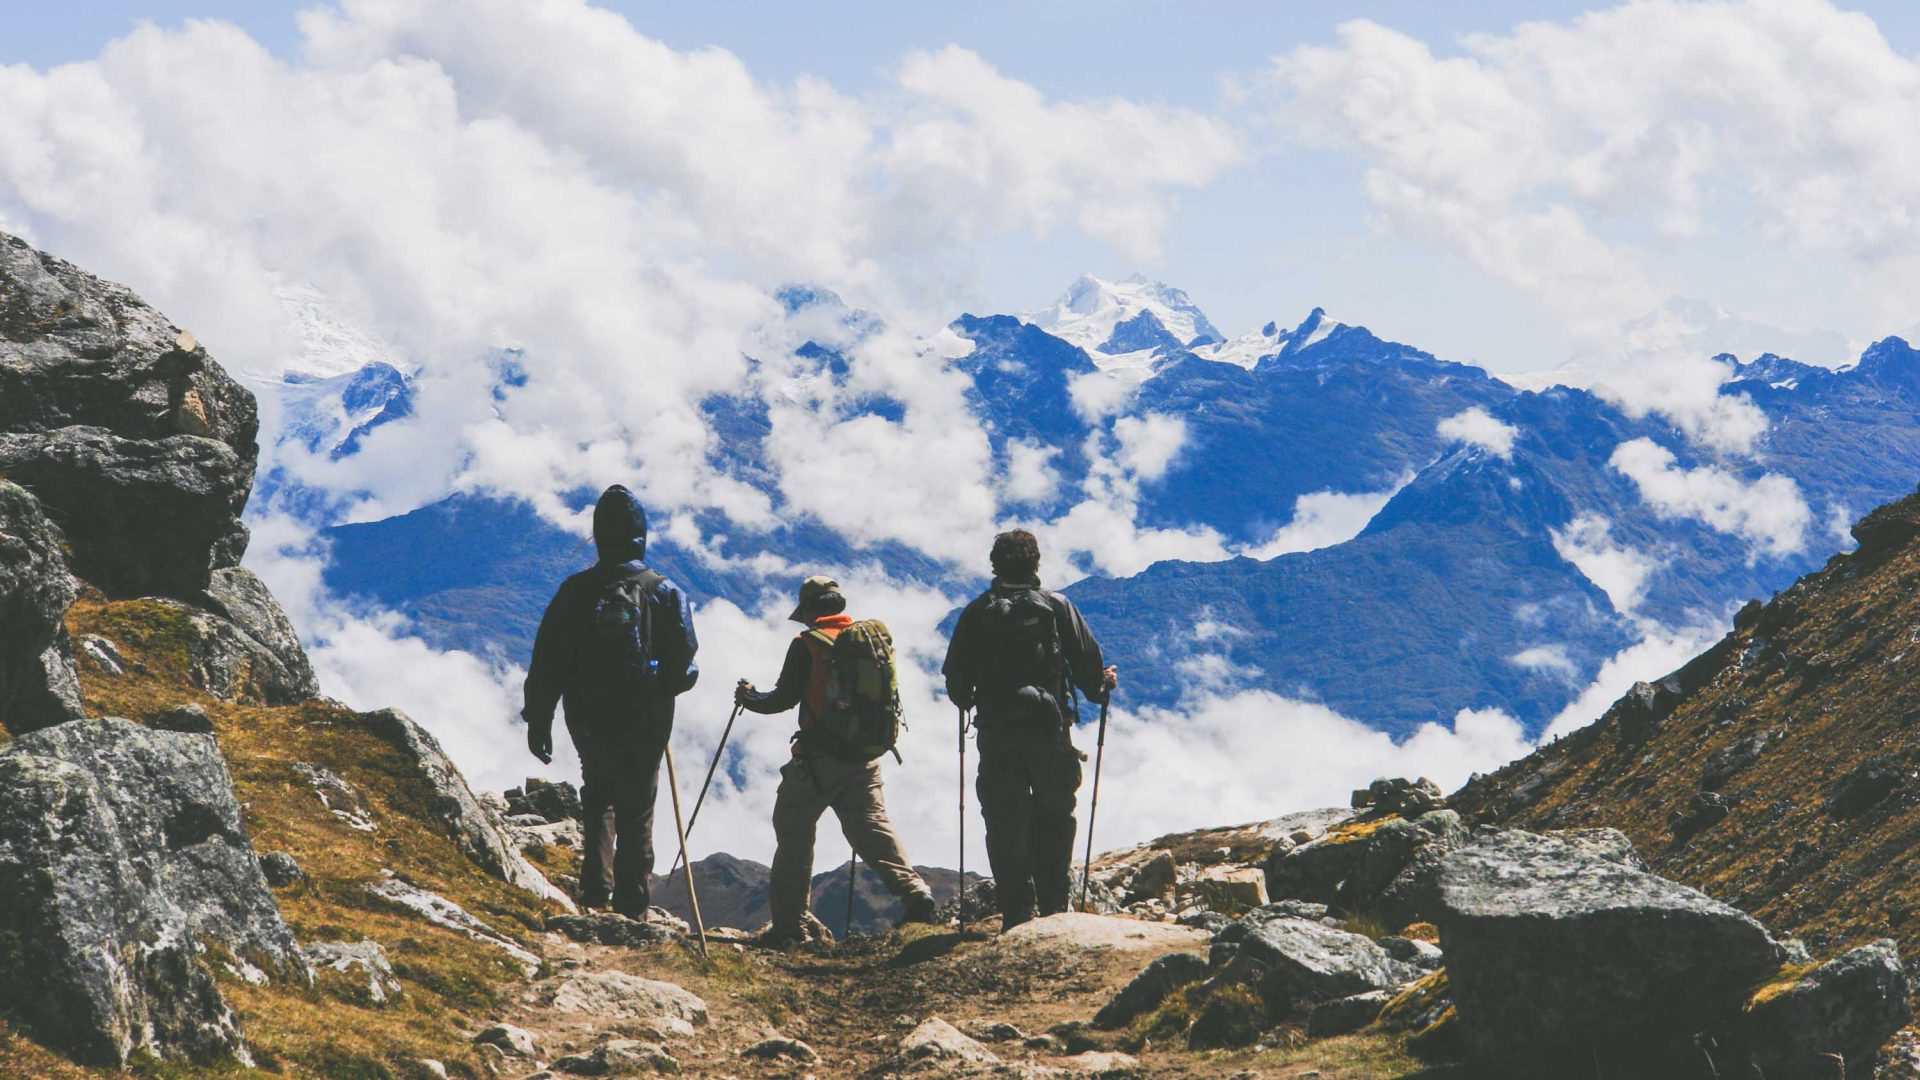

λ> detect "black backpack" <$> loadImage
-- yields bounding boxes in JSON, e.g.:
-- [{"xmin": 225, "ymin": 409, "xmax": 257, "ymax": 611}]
[
  {"xmin": 580, "ymin": 567, "xmax": 665, "ymax": 707},
  {"xmin": 976, "ymin": 586, "xmax": 1069, "ymax": 725}
]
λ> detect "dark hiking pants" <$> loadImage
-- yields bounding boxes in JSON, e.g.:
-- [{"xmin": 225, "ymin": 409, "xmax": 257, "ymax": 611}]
[
  {"xmin": 569, "ymin": 701, "xmax": 674, "ymax": 918},
  {"xmin": 975, "ymin": 719, "xmax": 1083, "ymax": 927}
]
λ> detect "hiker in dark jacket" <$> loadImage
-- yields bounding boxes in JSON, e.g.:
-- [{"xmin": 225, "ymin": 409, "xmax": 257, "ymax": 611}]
[
  {"xmin": 735, "ymin": 575, "xmax": 937, "ymax": 945},
  {"xmin": 942, "ymin": 529, "xmax": 1115, "ymax": 930},
  {"xmin": 523, "ymin": 485, "xmax": 698, "ymax": 918}
]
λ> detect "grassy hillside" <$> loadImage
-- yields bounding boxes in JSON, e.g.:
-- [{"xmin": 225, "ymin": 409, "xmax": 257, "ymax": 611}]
[{"xmin": 1454, "ymin": 495, "xmax": 1920, "ymax": 964}]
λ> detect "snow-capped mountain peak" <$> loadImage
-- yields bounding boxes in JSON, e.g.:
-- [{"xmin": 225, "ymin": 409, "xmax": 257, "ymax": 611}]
[
  {"xmin": 1025, "ymin": 273, "xmax": 1223, "ymax": 357},
  {"xmin": 1194, "ymin": 306, "xmax": 1349, "ymax": 369}
]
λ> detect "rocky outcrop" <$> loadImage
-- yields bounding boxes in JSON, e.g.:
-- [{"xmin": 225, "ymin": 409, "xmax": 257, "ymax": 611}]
[
  {"xmin": 199, "ymin": 567, "xmax": 319, "ymax": 701},
  {"xmin": 0, "ymin": 426, "xmax": 250, "ymax": 599},
  {"xmin": 1265, "ymin": 809, "xmax": 1468, "ymax": 927},
  {"xmin": 0, "ymin": 479, "xmax": 84, "ymax": 732},
  {"xmin": 359, "ymin": 707, "xmax": 574, "ymax": 910},
  {"xmin": 1742, "ymin": 939, "xmax": 1911, "ymax": 1080},
  {"xmin": 0, "ymin": 232, "xmax": 257, "ymax": 603},
  {"xmin": 0, "ymin": 718, "xmax": 304, "ymax": 1066},
  {"xmin": 1434, "ymin": 828, "xmax": 1784, "ymax": 1074},
  {"xmin": 1092, "ymin": 952, "xmax": 1208, "ymax": 1029},
  {"xmin": 1207, "ymin": 908, "xmax": 1418, "ymax": 1019}
]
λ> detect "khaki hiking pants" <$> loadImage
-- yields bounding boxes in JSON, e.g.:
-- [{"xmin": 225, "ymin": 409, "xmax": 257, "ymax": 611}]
[{"xmin": 769, "ymin": 753, "xmax": 931, "ymax": 933}]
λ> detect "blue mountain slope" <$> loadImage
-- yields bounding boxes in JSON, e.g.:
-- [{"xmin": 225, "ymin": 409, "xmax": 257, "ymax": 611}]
[{"xmin": 1131, "ymin": 325, "xmax": 1515, "ymax": 541}]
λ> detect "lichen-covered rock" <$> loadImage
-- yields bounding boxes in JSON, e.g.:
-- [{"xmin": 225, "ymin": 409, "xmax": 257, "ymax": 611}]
[
  {"xmin": 1092, "ymin": 951, "xmax": 1208, "ymax": 1029},
  {"xmin": 543, "ymin": 971, "xmax": 709, "ymax": 1036},
  {"xmin": 1122, "ymin": 849, "xmax": 1177, "ymax": 902},
  {"xmin": 1435, "ymin": 828, "xmax": 1784, "ymax": 1075},
  {"xmin": 1742, "ymin": 939, "xmax": 1910, "ymax": 1080},
  {"xmin": 366, "ymin": 876, "xmax": 540, "ymax": 977},
  {"xmin": 0, "ymin": 718, "xmax": 305, "ymax": 1066},
  {"xmin": 0, "ymin": 426, "xmax": 250, "ymax": 599},
  {"xmin": 199, "ymin": 568, "xmax": 319, "ymax": 702},
  {"xmin": 886, "ymin": 1017, "xmax": 1000, "ymax": 1072},
  {"xmin": 1207, "ymin": 910, "xmax": 1418, "ymax": 1018},
  {"xmin": 258, "ymin": 851, "xmax": 305, "ymax": 887},
  {"xmin": 0, "ymin": 480, "xmax": 84, "ymax": 733},
  {"xmin": 359, "ymin": 707, "xmax": 573, "ymax": 909},
  {"xmin": 1701, "ymin": 729, "xmax": 1780, "ymax": 790},
  {"xmin": 0, "ymin": 232, "xmax": 256, "ymax": 456},
  {"xmin": 552, "ymin": 1038, "xmax": 678, "ymax": 1075},
  {"xmin": 1306, "ymin": 988, "xmax": 1392, "ymax": 1039},
  {"xmin": 1265, "ymin": 809, "xmax": 1468, "ymax": 926},
  {"xmin": 305, "ymin": 940, "xmax": 401, "ymax": 1005}
]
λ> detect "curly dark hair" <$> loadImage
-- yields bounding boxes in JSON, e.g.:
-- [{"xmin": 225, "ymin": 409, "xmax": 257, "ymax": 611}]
[
  {"xmin": 989, "ymin": 528, "xmax": 1042, "ymax": 580},
  {"xmin": 807, "ymin": 591, "xmax": 848, "ymax": 617}
]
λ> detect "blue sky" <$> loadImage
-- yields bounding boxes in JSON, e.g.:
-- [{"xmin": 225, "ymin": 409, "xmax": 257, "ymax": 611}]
[{"xmin": 15, "ymin": 1, "xmax": 1920, "ymax": 373}]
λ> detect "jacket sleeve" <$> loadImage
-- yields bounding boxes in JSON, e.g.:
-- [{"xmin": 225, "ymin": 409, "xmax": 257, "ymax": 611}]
[
  {"xmin": 656, "ymin": 580, "xmax": 700, "ymax": 696},
  {"xmin": 941, "ymin": 602, "xmax": 980, "ymax": 710},
  {"xmin": 1055, "ymin": 594, "xmax": 1109, "ymax": 705},
  {"xmin": 742, "ymin": 637, "xmax": 810, "ymax": 715},
  {"xmin": 522, "ymin": 577, "xmax": 579, "ymax": 733}
]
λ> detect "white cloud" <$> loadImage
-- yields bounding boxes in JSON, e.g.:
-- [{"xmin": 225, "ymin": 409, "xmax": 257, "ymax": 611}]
[
  {"xmin": 1610, "ymin": 437, "xmax": 1810, "ymax": 557},
  {"xmin": 1509, "ymin": 644, "xmax": 1580, "ymax": 681},
  {"xmin": 1002, "ymin": 439, "xmax": 1064, "ymax": 505},
  {"xmin": 1437, "ymin": 406, "xmax": 1518, "ymax": 459},
  {"xmin": 1244, "ymin": 478, "xmax": 1407, "ymax": 559},
  {"xmin": 1111, "ymin": 412, "xmax": 1188, "ymax": 481},
  {"xmin": 1550, "ymin": 512, "xmax": 1660, "ymax": 614},
  {"xmin": 1267, "ymin": 0, "xmax": 1920, "ymax": 448}
]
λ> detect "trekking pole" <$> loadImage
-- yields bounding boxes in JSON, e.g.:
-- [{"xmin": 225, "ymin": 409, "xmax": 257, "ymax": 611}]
[
  {"xmin": 668, "ymin": 701, "xmax": 743, "ymax": 876},
  {"xmin": 844, "ymin": 855, "xmax": 859, "ymax": 940},
  {"xmin": 1079, "ymin": 697, "xmax": 1110, "ymax": 913},
  {"xmin": 957, "ymin": 704, "xmax": 969, "ymax": 937},
  {"xmin": 662, "ymin": 744, "xmax": 709, "ymax": 959}
]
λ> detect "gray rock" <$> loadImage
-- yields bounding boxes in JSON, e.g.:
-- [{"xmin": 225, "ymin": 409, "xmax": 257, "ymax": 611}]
[
  {"xmin": 543, "ymin": 971, "xmax": 709, "ymax": 1036},
  {"xmin": 1702, "ymin": 729, "xmax": 1780, "ymax": 790},
  {"xmin": 473, "ymin": 1022, "xmax": 540, "ymax": 1058},
  {"xmin": 0, "ymin": 717, "xmax": 305, "ymax": 1066},
  {"xmin": 547, "ymin": 911, "xmax": 682, "ymax": 947},
  {"xmin": 887, "ymin": 1017, "xmax": 1000, "ymax": 1072},
  {"xmin": 506, "ymin": 777, "xmax": 583, "ymax": 822},
  {"xmin": 198, "ymin": 568, "xmax": 319, "ymax": 703},
  {"xmin": 741, "ymin": 1035, "xmax": 818, "ymax": 1062},
  {"xmin": 1092, "ymin": 951, "xmax": 1208, "ymax": 1029},
  {"xmin": 151, "ymin": 703, "xmax": 215, "ymax": 734},
  {"xmin": 359, "ymin": 707, "xmax": 573, "ymax": 909},
  {"xmin": 79, "ymin": 634, "xmax": 125, "ymax": 675},
  {"xmin": 305, "ymin": 940, "xmax": 401, "ymax": 1005},
  {"xmin": 366, "ymin": 876, "xmax": 541, "ymax": 977},
  {"xmin": 1208, "ymin": 911, "xmax": 1418, "ymax": 1016},
  {"xmin": 258, "ymin": 851, "xmax": 305, "ymax": 887},
  {"xmin": 0, "ymin": 426, "xmax": 250, "ymax": 599},
  {"xmin": 1123, "ymin": 850, "xmax": 1177, "ymax": 902},
  {"xmin": 1265, "ymin": 810, "xmax": 1468, "ymax": 926},
  {"xmin": 293, "ymin": 761, "xmax": 378, "ymax": 832},
  {"xmin": 1306, "ymin": 989, "xmax": 1392, "ymax": 1039},
  {"xmin": 553, "ymin": 1039, "xmax": 679, "ymax": 1075},
  {"xmin": 1828, "ymin": 758, "xmax": 1905, "ymax": 819},
  {"xmin": 0, "ymin": 480, "xmax": 84, "ymax": 734},
  {"xmin": 1177, "ymin": 909, "xmax": 1232, "ymax": 934},
  {"xmin": 1743, "ymin": 939, "xmax": 1911, "ymax": 1080},
  {"xmin": 0, "ymin": 232, "xmax": 257, "ymax": 455},
  {"xmin": 1435, "ymin": 828, "xmax": 1784, "ymax": 1074},
  {"xmin": 1378, "ymin": 935, "xmax": 1444, "ymax": 970}
]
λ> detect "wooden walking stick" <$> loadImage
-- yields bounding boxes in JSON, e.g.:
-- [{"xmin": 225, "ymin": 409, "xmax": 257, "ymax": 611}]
[
  {"xmin": 663, "ymin": 744, "xmax": 709, "ymax": 959},
  {"xmin": 669, "ymin": 701, "xmax": 743, "ymax": 876}
]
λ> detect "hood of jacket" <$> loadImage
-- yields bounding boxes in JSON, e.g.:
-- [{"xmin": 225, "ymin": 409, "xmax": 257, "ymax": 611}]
[{"xmin": 592, "ymin": 485, "xmax": 649, "ymax": 564}]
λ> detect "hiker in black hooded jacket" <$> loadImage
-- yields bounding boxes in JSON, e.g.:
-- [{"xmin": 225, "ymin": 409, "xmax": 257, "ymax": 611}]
[
  {"xmin": 523, "ymin": 485, "xmax": 699, "ymax": 918},
  {"xmin": 943, "ymin": 528, "xmax": 1116, "ymax": 930}
]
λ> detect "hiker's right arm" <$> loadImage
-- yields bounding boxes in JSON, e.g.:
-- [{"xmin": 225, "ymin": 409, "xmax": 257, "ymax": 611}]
[
  {"xmin": 522, "ymin": 579, "xmax": 578, "ymax": 734},
  {"xmin": 739, "ymin": 638, "xmax": 809, "ymax": 714}
]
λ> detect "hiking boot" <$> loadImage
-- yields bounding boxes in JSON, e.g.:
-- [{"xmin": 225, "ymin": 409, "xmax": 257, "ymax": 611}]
[
  {"xmin": 898, "ymin": 891, "xmax": 939, "ymax": 926},
  {"xmin": 1001, "ymin": 909, "xmax": 1035, "ymax": 933},
  {"xmin": 750, "ymin": 924, "xmax": 809, "ymax": 950}
]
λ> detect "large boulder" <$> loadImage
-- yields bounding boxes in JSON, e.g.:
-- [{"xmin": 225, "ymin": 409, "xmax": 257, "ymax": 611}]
[
  {"xmin": 0, "ymin": 480, "xmax": 84, "ymax": 733},
  {"xmin": 0, "ymin": 232, "xmax": 257, "ymax": 455},
  {"xmin": 1434, "ymin": 828, "xmax": 1784, "ymax": 1075},
  {"xmin": 0, "ymin": 231, "xmax": 260, "ymax": 603},
  {"xmin": 1742, "ymin": 939, "xmax": 1911, "ymax": 1080},
  {"xmin": 0, "ymin": 427, "xmax": 251, "ymax": 599},
  {"xmin": 0, "ymin": 718, "xmax": 305, "ymax": 1066},
  {"xmin": 199, "ymin": 568, "xmax": 319, "ymax": 702},
  {"xmin": 1207, "ymin": 909, "xmax": 1419, "ymax": 1018},
  {"xmin": 1265, "ymin": 809, "xmax": 1468, "ymax": 925},
  {"xmin": 359, "ymin": 708, "xmax": 574, "ymax": 910}
]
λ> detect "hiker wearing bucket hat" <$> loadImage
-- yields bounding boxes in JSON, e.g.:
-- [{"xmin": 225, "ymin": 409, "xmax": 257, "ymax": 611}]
[{"xmin": 736, "ymin": 575, "xmax": 938, "ymax": 945}]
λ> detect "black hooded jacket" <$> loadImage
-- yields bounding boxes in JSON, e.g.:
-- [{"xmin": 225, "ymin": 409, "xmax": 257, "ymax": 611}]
[
  {"xmin": 522, "ymin": 486, "xmax": 699, "ymax": 737},
  {"xmin": 943, "ymin": 575, "xmax": 1107, "ymax": 722}
]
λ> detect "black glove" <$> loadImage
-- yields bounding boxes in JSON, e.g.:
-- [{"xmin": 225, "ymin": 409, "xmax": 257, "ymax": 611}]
[{"xmin": 527, "ymin": 723, "xmax": 553, "ymax": 765}]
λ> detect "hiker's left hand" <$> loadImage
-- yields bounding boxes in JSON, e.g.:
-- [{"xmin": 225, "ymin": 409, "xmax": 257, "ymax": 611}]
[
  {"xmin": 527, "ymin": 726, "xmax": 553, "ymax": 765},
  {"xmin": 1102, "ymin": 665, "xmax": 1119, "ymax": 691}
]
